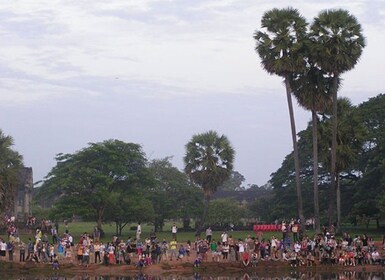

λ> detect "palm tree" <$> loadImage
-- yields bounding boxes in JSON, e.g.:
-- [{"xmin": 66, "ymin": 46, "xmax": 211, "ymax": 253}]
[
  {"xmin": 0, "ymin": 129, "xmax": 23, "ymax": 212},
  {"xmin": 254, "ymin": 8, "xmax": 308, "ymax": 228},
  {"xmin": 184, "ymin": 130, "xmax": 234, "ymax": 234},
  {"xmin": 318, "ymin": 98, "xmax": 366, "ymax": 230},
  {"xmin": 310, "ymin": 9, "xmax": 366, "ymax": 228},
  {"xmin": 290, "ymin": 64, "xmax": 334, "ymax": 233}
]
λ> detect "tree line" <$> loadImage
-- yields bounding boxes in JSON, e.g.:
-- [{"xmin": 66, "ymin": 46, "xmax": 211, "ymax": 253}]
[
  {"xmin": 254, "ymin": 7, "xmax": 365, "ymax": 232},
  {"xmin": 254, "ymin": 94, "xmax": 385, "ymax": 229}
]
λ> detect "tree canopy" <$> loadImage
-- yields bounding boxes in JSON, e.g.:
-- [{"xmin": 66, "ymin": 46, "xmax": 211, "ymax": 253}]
[
  {"xmin": 38, "ymin": 139, "xmax": 149, "ymax": 229},
  {"xmin": 0, "ymin": 130, "xmax": 23, "ymax": 213}
]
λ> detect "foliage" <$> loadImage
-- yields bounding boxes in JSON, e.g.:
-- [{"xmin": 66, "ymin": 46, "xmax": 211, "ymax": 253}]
[
  {"xmin": 38, "ymin": 139, "xmax": 149, "ymax": 229},
  {"xmin": 104, "ymin": 191, "xmax": 155, "ymax": 236},
  {"xmin": 0, "ymin": 130, "xmax": 23, "ymax": 213},
  {"xmin": 219, "ymin": 171, "xmax": 246, "ymax": 191},
  {"xmin": 184, "ymin": 131, "xmax": 234, "ymax": 233},
  {"xmin": 206, "ymin": 198, "xmax": 245, "ymax": 227},
  {"xmin": 147, "ymin": 157, "xmax": 203, "ymax": 231},
  {"xmin": 266, "ymin": 93, "xmax": 385, "ymax": 226},
  {"xmin": 254, "ymin": 7, "xmax": 308, "ymax": 228}
]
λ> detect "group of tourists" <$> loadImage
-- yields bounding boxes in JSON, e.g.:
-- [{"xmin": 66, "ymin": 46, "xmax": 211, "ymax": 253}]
[{"xmin": 0, "ymin": 217, "xmax": 384, "ymax": 270}]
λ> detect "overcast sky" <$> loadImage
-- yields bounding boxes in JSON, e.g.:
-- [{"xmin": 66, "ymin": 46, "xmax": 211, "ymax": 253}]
[{"xmin": 0, "ymin": 0, "xmax": 383, "ymax": 187}]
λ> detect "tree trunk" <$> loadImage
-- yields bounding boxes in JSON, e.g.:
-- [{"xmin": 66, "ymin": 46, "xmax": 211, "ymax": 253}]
[
  {"xmin": 197, "ymin": 195, "xmax": 211, "ymax": 236},
  {"xmin": 312, "ymin": 110, "xmax": 320, "ymax": 233},
  {"xmin": 336, "ymin": 173, "xmax": 341, "ymax": 233},
  {"xmin": 328, "ymin": 76, "xmax": 339, "ymax": 226},
  {"xmin": 183, "ymin": 217, "xmax": 191, "ymax": 230},
  {"xmin": 284, "ymin": 77, "xmax": 305, "ymax": 229},
  {"xmin": 96, "ymin": 206, "xmax": 105, "ymax": 231}
]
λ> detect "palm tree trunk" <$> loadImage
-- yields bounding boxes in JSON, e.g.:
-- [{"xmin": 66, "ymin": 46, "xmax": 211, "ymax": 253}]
[
  {"xmin": 284, "ymin": 77, "xmax": 305, "ymax": 229},
  {"xmin": 197, "ymin": 195, "xmax": 211, "ymax": 236},
  {"xmin": 328, "ymin": 76, "xmax": 339, "ymax": 226},
  {"xmin": 312, "ymin": 110, "xmax": 320, "ymax": 233},
  {"xmin": 336, "ymin": 173, "xmax": 341, "ymax": 232}
]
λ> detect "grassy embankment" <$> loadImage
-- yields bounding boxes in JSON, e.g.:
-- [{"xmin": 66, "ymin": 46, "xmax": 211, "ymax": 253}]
[{"xmin": 2, "ymin": 221, "xmax": 384, "ymax": 243}]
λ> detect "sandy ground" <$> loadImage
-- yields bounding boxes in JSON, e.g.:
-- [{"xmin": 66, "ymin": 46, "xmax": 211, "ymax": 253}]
[{"xmin": 1, "ymin": 241, "xmax": 385, "ymax": 278}]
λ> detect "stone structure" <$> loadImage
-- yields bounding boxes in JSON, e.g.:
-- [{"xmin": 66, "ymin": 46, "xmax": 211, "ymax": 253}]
[{"xmin": 13, "ymin": 167, "xmax": 33, "ymax": 222}]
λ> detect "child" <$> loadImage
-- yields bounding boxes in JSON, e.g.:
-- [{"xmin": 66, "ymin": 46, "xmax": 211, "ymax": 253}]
[
  {"xmin": 52, "ymin": 255, "xmax": 59, "ymax": 270},
  {"xmin": 251, "ymin": 253, "xmax": 258, "ymax": 267},
  {"xmin": 193, "ymin": 255, "xmax": 202, "ymax": 267}
]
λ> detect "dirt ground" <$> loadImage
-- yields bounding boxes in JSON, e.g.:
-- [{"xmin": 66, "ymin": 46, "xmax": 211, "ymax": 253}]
[{"xmin": 1, "ymin": 241, "xmax": 385, "ymax": 278}]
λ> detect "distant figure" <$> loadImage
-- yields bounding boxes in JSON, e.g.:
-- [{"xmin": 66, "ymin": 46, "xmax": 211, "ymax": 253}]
[
  {"xmin": 93, "ymin": 227, "xmax": 101, "ymax": 242},
  {"xmin": 171, "ymin": 223, "xmax": 178, "ymax": 240},
  {"xmin": 136, "ymin": 223, "xmax": 142, "ymax": 240},
  {"xmin": 193, "ymin": 256, "xmax": 202, "ymax": 267},
  {"xmin": 205, "ymin": 227, "xmax": 212, "ymax": 243},
  {"xmin": 52, "ymin": 255, "xmax": 59, "ymax": 270}
]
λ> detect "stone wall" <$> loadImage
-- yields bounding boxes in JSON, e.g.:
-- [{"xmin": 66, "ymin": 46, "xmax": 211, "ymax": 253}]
[{"xmin": 13, "ymin": 167, "xmax": 33, "ymax": 222}]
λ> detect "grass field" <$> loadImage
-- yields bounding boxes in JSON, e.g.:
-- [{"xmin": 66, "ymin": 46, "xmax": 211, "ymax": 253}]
[{"xmin": 2, "ymin": 221, "xmax": 384, "ymax": 244}]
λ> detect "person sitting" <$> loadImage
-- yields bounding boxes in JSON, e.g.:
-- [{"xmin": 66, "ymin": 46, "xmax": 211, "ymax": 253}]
[
  {"xmin": 52, "ymin": 255, "xmax": 59, "ymax": 270},
  {"xmin": 193, "ymin": 256, "xmax": 202, "ymax": 267},
  {"xmin": 289, "ymin": 252, "xmax": 298, "ymax": 267},
  {"xmin": 242, "ymin": 251, "xmax": 250, "ymax": 267},
  {"xmin": 177, "ymin": 245, "xmax": 186, "ymax": 261},
  {"xmin": 306, "ymin": 252, "xmax": 315, "ymax": 266},
  {"xmin": 371, "ymin": 249, "xmax": 381, "ymax": 265}
]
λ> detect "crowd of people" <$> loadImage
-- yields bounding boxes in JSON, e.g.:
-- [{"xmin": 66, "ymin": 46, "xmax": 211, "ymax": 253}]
[{"xmin": 0, "ymin": 217, "xmax": 384, "ymax": 270}]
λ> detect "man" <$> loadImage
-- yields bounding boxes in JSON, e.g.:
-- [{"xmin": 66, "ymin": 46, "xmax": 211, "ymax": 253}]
[
  {"xmin": 171, "ymin": 223, "xmax": 178, "ymax": 240},
  {"xmin": 221, "ymin": 231, "xmax": 228, "ymax": 245},
  {"xmin": 205, "ymin": 227, "xmax": 213, "ymax": 243},
  {"xmin": 291, "ymin": 222, "xmax": 299, "ymax": 243},
  {"xmin": 0, "ymin": 239, "xmax": 7, "ymax": 260},
  {"xmin": 136, "ymin": 223, "xmax": 142, "ymax": 240}
]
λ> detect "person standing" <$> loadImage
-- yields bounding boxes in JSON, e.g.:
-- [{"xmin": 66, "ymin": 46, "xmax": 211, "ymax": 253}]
[
  {"xmin": 19, "ymin": 241, "xmax": 26, "ymax": 262},
  {"xmin": 292, "ymin": 222, "xmax": 299, "ymax": 243},
  {"xmin": 171, "ymin": 223, "xmax": 178, "ymax": 240},
  {"xmin": 7, "ymin": 240, "xmax": 14, "ymax": 261},
  {"xmin": 205, "ymin": 227, "xmax": 213, "ymax": 243},
  {"xmin": 169, "ymin": 239, "xmax": 178, "ymax": 261},
  {"xmin": 93, "ymin": 227, "xmax": 101, "ymax": 243},
  {"xmin": 221, "ymin": 231, "xmax": 228, "ymax": 245},
  {"xmin": 136, "ymin": 223, "xmax": 142, "ymax": 240},
  {"xmin": 0, "ymin": 239, "xmax": 7, "ymax": 260}
]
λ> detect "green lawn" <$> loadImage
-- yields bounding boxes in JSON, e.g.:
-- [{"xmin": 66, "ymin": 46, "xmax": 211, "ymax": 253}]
[{"xmin": 2, "ymin": 221, "xmax": 384, "ymax": 243}]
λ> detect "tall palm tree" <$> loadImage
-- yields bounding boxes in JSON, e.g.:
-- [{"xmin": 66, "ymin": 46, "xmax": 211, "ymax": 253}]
[
  {"xmin": 310, "ymin": 9, "xmax": 366, "ymax": 228},
  {"xmin": 290, "ymin": 64, "xmax": 334, "ymax": 232},
  {"xmin": 0, "ymin": 129, "xmax": 23, "ymax": 212},
  {"xmin": 184, "ymin": 130, "xmax": 234, "ymax": 234},
  {"xmin": 254, "ymin": 8, "xmax": 308, "ymax": 227},
  {"xmin": 318, "ymin": 98, "xmax": 366, "ymax": 230}
]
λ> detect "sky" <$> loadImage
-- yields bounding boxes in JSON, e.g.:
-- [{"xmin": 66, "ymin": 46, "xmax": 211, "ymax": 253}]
[{"xmin": 0, "ymin": 0, "xmax": 384, "ymax": 187}]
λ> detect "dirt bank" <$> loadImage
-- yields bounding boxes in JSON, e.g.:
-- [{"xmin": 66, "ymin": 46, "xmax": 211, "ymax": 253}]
[{"xmin": 1, "ymin": 259, "xmax": 385, "ymax": 278}]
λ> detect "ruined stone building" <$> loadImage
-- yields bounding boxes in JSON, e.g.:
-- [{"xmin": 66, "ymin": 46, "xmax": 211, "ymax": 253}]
[{"xmin": 14, "ymin": 167, "xmax": 33, "ymax": 221}]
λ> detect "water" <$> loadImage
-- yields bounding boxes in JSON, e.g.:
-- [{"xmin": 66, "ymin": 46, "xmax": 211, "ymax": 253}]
[{"xmin": 10, "ymin": 271, "xmax": 385, "ymax": 280}]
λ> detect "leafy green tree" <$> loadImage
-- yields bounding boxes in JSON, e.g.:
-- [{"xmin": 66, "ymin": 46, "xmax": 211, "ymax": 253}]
[
  {"xmin": 254, "ymin": 8, "xmax": 308, "ymax": 227},
  {"xmin": 352, "ymin": 94, "xmax": 385, "ymax": 226},
  {"xmin": 105, "ymin": 192, "xmax": 155, "ymax": 236},
  {"xmin": 148, "ymin": 157, "xmax": 202, "ymax": 232},
  {"xmin": 206, "ymin": 198, "xmax": 245, "ymax": 227},
  {"xmin": 0, "ymin": 129, "xmax": 23, "ymax": 213},
  {"xmin": 40, "ymin": 139, "xmax": 148, "ymax": 230},
  {"xmin": 184, "ymin": 131, "xmax": 234, "ymax": 234},
  {"xmin": 219, "ymin": 171, "xmax": 245, "ymax": 191},
  {"xmin": 318, "ymin": 98, "xmax": 366, "ymax": 229},
  {"xmin": 310, "ymin": 9, "xmax": 366, "ymax": 225}
]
